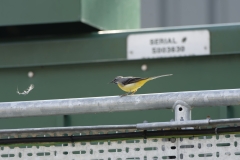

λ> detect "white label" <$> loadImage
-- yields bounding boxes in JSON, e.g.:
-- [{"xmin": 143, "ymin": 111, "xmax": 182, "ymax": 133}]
[{"xmin": 127, "ymin": 30, "xmax": 210, "ymax": 60}]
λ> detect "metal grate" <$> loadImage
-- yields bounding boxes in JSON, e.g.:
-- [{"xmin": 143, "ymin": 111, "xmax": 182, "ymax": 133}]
[{"xmin": 1, "ymin": 134, "xmax": 240, "ymax": 160}]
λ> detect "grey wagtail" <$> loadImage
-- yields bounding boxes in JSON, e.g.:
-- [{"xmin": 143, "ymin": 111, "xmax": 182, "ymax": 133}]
[{"xmin": 110, "ymin": 74, "xmax": 172, "ymax": 97}]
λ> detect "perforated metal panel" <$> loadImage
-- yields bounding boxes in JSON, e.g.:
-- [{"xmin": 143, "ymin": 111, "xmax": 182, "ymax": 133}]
[{"xmin": 1, "ymin": 134, "xmax": 240, "ymax": 160}]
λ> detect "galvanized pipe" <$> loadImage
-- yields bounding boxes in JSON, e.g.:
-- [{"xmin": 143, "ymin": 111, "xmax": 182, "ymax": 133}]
[
  {"xmin": 0, "ymin": 118, "xmax": 240, "ymax": 135},
  {"xmin": 136, "ymin": 120, "xmax": 209, "ymax": 130},
  {"xmin": 0, "ymin": 124, "xmax": 136, "ymax": 135},
  {"xmin": 1, "ymin": 88, "xmax": 240, "ymax": 118},
  {"xmin": 137, "ymin": 118, "xmax": 240, "ymax": 130},
  {"xmin": 2, "ymin": 126, "xmax": 240, "ymax": 145}
]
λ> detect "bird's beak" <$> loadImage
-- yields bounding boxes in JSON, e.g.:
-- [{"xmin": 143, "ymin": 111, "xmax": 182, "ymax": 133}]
[
  {"xmin": 109, "ymin": 80, "xmax": 114, "ymax": 84},
  {"xmin": 109, "ymin": 79, "xmax": 117, "ymax": 84}
]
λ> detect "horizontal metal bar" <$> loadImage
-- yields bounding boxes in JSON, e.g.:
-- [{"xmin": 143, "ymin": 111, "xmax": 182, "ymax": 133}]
[
  {"xmin": 0, "ymin": 124, "xmax": 136, "ymax": 135},
  {"xmin": 210, "ymin": 118, "xmax": 240, "ymax": 125},
  {"xmin": 1, "ymin": 118, "xmax": 240, "ymax": 136},
  {"xmin": 3, "ymin": 126, "xmax": 240, "ymax": 145},
  {"xmin": 1, "ymin": 88, "xmax": 240, "ymax": 118},
  {"xmin": 144, "ymin": 118, "xmax": 240, "ymax": 130},
  {"xmin": 136, "ymin": 120, "xmax": 209, "ymax": 130},
  {"xmin": 137, "ymin": 118, "xmax": 240, "ymax": 130}
]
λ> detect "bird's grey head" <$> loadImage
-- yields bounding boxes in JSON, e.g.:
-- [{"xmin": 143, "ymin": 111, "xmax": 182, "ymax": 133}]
[{"xmin": 110, "ymin": 76, "xmax": 123, "ymax": 84}]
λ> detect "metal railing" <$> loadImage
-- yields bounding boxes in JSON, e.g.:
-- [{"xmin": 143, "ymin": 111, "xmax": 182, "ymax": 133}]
[
  {"xmin": 1, "ymin": 88, "xmax": 240, "ymax": 143},
  {"xmin": 1, "ymin": 88, "xmax": 240, "ymax": 118}
]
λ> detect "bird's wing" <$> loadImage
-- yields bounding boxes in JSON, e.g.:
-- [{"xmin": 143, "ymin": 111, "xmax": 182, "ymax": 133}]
[{"xmin": 121, "ymin": 77, "xmax": 146, "ymax": 85}]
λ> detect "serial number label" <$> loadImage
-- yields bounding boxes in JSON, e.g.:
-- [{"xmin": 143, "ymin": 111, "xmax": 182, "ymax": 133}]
[
  {"xmin": 127, "ymin": 30, "xmax": 210, "ymax": 59},
  {"xmin": 152, "ymin": 46, "xmax": 185, "ymax": 54}
]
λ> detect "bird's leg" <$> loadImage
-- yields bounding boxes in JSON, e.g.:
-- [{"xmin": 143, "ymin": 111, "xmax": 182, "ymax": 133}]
[
  {"xmin": 130, "ymin": 90, "xmax": 137, "ymax": 95},
  {"xmin": 120, "ymin": 92, "xmax": 130, "ymax": 97}
]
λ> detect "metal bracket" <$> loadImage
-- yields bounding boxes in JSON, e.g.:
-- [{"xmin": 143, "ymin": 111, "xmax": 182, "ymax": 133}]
[
  {"xmin": 172, "ymin": 100, "xmax": 192, "ymax": 130},
  {"xmin": 173, "ymin": 100, "xmax": 192, "ymax": 122}
]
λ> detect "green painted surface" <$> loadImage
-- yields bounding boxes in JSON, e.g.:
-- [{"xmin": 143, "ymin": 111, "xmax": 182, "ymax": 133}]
[
  {"xmin": 0, "ymin": 0, "xmax": 140, "ymax": 30},
  {"xmin": 1, "ymin": 23, "xmax": 240, "ymax": 68},
  {"xmin": 210, "ymin": 25, "xmax": 240, "ymax": 54},
  {"xmin": 81, "ymin": 0, "xmax": 140, "ymax": 30},
  {"xmin": 0, "ymin": 116, "xmax": 64, "ymax": 129},
  {"xmin": 0, "ymin": 34, "xmax": 127, "ymax": 68},
  {"xmin": 0, "ymin": 0, "xmax": 81, "ymax": 26}
]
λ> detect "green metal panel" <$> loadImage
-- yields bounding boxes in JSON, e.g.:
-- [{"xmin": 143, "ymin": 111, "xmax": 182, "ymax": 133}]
[
  {"xmin": 0, "ymin": 0, "xmax": 140, "ymax": 30},
  {"xmin": 0, "ymin": 116, "xmax": 64, "ymax": 129},
  {"xmin": 81, "ymin": 0, "xmax": 140, "ymax": 30},
  {"xmin": 210, "ymin": 24, "xmax": 240, "ymax": 54},
  {"xmin": 0, "ymin": 0, "xmax": 81, "ymax": 26},
  {"xmin": 1, "ymin": 23, "xmax": 240, "ymax": 68},
  {"xmin": 1, "ymin": 24, "xmax": 240, "ymax": 129}
]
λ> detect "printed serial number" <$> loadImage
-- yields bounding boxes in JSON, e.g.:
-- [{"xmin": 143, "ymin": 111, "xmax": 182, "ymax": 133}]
[{"xmin": 152, "ymin": 46, "xmax": 185, "ymax": 54}]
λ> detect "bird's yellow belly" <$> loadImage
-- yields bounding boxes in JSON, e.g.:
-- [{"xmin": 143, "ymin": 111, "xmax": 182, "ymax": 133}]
[{"xmin": 117, "ymin": 80, "xmax": 148, "ymax": 92}]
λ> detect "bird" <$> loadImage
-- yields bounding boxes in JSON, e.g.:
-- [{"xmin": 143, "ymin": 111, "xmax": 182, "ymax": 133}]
[{"xmin": 110, "ymin": 74, "xmax": 172, "ymax": 97}]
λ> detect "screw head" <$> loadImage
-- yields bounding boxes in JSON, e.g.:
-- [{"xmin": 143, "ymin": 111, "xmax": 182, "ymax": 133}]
[{"xmin": 28, "ymin": 71, "xmax": 34, "ymax": 78}]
